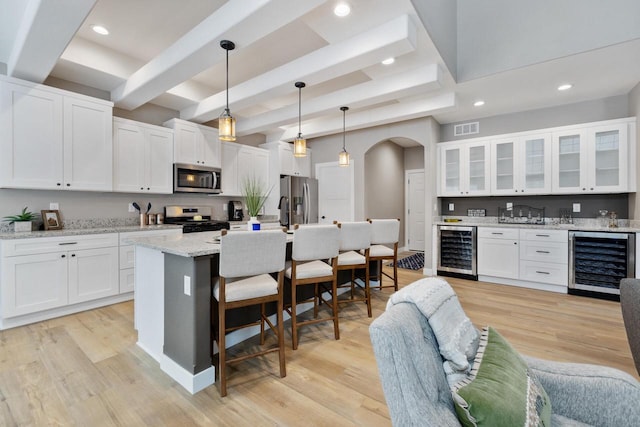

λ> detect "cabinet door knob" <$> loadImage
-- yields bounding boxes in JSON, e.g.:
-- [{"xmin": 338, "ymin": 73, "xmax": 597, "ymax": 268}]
[
  {"xmin": 57, "ymin": 183, "xmax": 61, "ymax": 186},
  {"xmin": 71, "ymin": 254, "xmax": 76, "ymax": 257},
  {"xmin": 147, "ymin": 187, "xmax": 150, "ymax": 190},
  {"xmin": 66, "ymin": 183, "xmax": 70, "ymax": 187},
  {"xmin": 61, "ymin": 254, "xmax": 66, "ymax": 258}
]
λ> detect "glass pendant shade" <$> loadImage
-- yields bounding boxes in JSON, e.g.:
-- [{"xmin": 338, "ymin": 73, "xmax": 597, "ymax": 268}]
[
  {"xmin": 220, "ymin": 39, "xmax": 236, "ymax": 142},
  {"xmin": 219, "ymin": 108, "xmax": 236, "ymax": 142},
  {"xmin": 338, "ymin": 106, "xmax": 349, "ymax": 166},
  {"xmin": 293, "ymin": 134, "xmax": 306, "ymax": 157},
  {"xmin": 338, "ymin": 149, "xmax": 350, "ymax": 167},
  {"xmin": 293, "ymin": 81, "xmax": 306, "ymax": 157}
]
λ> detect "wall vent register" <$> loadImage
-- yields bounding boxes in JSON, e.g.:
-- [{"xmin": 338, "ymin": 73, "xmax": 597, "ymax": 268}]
[{"xmin": 454, "ymin": 121, "xmax": 479, "ymax": 137}]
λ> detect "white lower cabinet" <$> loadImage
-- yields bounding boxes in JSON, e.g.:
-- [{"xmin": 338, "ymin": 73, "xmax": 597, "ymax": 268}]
[
  {"xmin": 1, "ymin": 252, "xmax": 69, "ymax": 317},
  {"xmin": 0, "ymin": 229, "xmax": 180, "ymax": 329},
  {"xmin": 477, "ymin": 227, "xmax": 519, "ymax": 279},
  {"xmin": 118, "ymin": 229, "xmax": 182, "ymax": 295},
  {"xmin": 68, "ymin": 247, "xmax": 119, "ymax": 304},
  {"xmin": 478, "ymin": 227, "xmax": 568, "ymax": 292}
]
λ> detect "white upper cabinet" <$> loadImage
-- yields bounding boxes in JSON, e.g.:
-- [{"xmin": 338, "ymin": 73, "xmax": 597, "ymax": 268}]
[
  {"xmin": 438, "ymin": 142, "xmax": 490, "ymax": 196},
  {"xmin": 491, "ymin": 133, "xmax": 551, "ymax": 195},
  {"xmin": 262, "ymin": 141, "xmax": 312, "ymax": 177},
  {"xmin": 113, "ymin": 117, "xmax": 174, "ymax": 194},
  {"xmin": 221, "ymin": 142, "xmax": 269, "ymax": 196},
  {"xmin": 552, "ymin": 121, "xmax": 631, "ymax": 193},
  {"xmin": 0, "ymin": 76, "xmax": 113, "ymax": 191},
  {"xmin": 163, "ymin": 118, "xmax": 220, "ymax": 168},
  {"xmin": 439, "ymin": 117, "xmax": 635, "ymax": 197}
]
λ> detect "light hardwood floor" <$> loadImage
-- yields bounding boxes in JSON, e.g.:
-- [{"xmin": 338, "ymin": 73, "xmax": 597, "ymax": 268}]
[{"xmin": 0, "ymin": 266, "xmax": 636, "ymax": 426}]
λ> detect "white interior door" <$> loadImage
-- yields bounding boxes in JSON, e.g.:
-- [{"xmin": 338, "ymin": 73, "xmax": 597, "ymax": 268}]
[
  {"xmin": 406, "ymin": 169, "xmax": 425, "ymax": 251},
  {"xmin": 316, "ymin": 161, "xmax": 354, "ymax": 224}
]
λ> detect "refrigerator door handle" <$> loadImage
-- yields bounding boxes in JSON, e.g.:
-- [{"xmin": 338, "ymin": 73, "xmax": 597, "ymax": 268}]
[{"xmin": 303, "ymin": 182, "xmax": 309, "ymax": 224}]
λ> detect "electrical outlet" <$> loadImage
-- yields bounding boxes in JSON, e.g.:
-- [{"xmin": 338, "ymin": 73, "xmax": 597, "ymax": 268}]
[
  {"xmin": 184, "ymin": 276, "xmax": 191, "ymax": 296},
  {"xmin": 223, "ymin": 203, "xmax": 227, "ymax": 211},
  {"xmin": 573, "ymin": 203, "xmax": 581, "ymax": 213},
  {"xmin": 49, "ymin": 202, "xmax": 59, "ymax": 210},
  {"xmin": 448, "ymin": 203, "xmax": 454, "ymax": 211},
  {"xmin": 128, "ymin": 203, "xmax": 136, "ymax": 213},
  {"xmin": 506, "ymin": 202, "xmax": 513, "ymax": 210}
]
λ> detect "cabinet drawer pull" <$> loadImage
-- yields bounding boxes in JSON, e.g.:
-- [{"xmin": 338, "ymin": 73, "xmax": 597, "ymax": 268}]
[
  {"xmin": 535, "ymin": 270, "xmax": 550, "ymax": 275},
  {"xmin": 535, "ymin": 250, "xmax": 550, "ymax": 254},
  {"xmin": 535, "ymin": 234, "xmax": 550, "ymax": 237},
  {"xmin": 58, "ymin": 242, "xmax": 78, "ymax": 246},
  {"xmin": 491, "ymin": 232, "xmax": 503, "ymax": 235}
]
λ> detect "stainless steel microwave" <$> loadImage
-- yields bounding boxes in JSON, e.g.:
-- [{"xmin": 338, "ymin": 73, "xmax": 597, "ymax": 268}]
[{"xmin": 173, "ymin": 163, "xmax": 221, "ymax": 194}]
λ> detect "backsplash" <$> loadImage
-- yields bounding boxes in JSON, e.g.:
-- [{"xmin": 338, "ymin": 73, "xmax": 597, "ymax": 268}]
[{"xmin": 440, "ymin": 194, "xmax": 630, "ymax": 219}]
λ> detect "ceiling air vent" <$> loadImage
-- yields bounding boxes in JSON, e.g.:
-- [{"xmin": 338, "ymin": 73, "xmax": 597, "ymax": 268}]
[{"xmin": 454, "ymin": 121, "xmax": 479, "ymax": 137}]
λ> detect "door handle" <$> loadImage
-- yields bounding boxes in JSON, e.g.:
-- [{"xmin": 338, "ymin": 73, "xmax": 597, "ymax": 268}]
[{"xmin": 321, "ymin": 215, "xmax": 326, "ymax": 219}]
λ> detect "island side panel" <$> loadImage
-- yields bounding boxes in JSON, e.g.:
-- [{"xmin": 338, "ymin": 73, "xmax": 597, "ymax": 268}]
[{"xmin": 164, "ymin": 253, "xmax": 213, "ymax": 374}]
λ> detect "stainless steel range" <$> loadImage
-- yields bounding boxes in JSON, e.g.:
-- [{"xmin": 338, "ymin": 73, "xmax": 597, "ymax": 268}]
[{"xmin": 164, "ymin": 206, "xmax": 230, "ymax": 233}]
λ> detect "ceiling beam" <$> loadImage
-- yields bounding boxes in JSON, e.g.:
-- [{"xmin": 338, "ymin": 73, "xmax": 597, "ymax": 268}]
[
  {"xmin": 7, "ymin": 0, "xmax": 96, "ymax": 83},
  {"xmin": 271, "ymin": 92, "xmax": 456, "ymax": 142},
  {"xmin": 180, "ymin": 14, "xmax": 417, "ymax": 123},
  {"xmin": 111, "ymin": 0, "xmax": 326, "ymax": 110},
  {"xmin": 236, "ymin": 65, "xmax": 441, "ymax": 136}
]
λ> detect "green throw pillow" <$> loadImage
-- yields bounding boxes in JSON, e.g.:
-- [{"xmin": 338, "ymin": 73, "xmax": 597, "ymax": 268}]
[{"xmin": 451, "ymin": 326, "xmax": 552, "ymax": 427}]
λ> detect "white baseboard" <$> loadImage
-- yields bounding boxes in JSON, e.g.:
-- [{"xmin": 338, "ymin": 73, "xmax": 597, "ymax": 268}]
[{"xmin": 160, "ymin": 355, "xmax": 215, "ymax": 395}]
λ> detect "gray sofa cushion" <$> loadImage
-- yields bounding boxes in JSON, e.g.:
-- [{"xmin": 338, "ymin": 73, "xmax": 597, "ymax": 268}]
[{"xmin": 370, "ymin": 300, "xmax": 640, "ymax": 427}]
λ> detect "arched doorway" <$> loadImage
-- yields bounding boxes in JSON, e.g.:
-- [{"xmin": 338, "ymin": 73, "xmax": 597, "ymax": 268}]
[{"xmin": 364, "ymin": 138, "xmax": 424, "ymax": 251}]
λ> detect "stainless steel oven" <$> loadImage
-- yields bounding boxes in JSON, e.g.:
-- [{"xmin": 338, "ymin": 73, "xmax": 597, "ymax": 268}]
[
  {"xmin": 174, "ymin": 163, "xmax": 221, "ymax": 194},
  {"xmin": 569, "ymin": 231, "xmax": 635, "ymax": 296},
  {"xmin": 437, "ymin": 225, "xmax": 477, "ymax": 280}
]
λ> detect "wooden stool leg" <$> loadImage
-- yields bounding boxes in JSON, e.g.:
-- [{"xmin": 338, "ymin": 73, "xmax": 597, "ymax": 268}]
[
  {"xmin": 331, "ymin": 277, "xmax": 340, "ymax": 341},
  {"xmin": 277, "ymin": 295, "xmax": 286, "ymax": 377},
  {"xmin": 218, "ymin": 303, "xmax": 227, "ymax": 397},
  {"xmin": 291, "ymin": 282, "xmax": 299, "ymax": 350},
  {"xmin": 365, "ymin": 262, "xmax": 372, "ymax": 317},
  {"xmin": 260, "ymin": 303, "xmax": 266, "ymax": 345}
]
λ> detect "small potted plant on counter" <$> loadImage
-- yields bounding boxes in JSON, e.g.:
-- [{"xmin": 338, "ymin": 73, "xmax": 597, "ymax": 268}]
[
  {"xmin": 3, "ymin": 206, "xmax": 36, "ymax": 232},
  {"xmin": 241, "ymin": 177, "xmax": 271, "ymax": 231}
]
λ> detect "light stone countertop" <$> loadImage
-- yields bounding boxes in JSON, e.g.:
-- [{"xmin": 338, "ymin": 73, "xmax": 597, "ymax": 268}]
[
  {"xmin": 0, "ymin": 224, "xmax": 183, "ymax": 240},
  {"xmin": 126, "ymin": 229, "xmax": 294, "ymax": 258},
  {"xmin": 435, "ymin": 216, "xmax": 640, "ymax": 233}
]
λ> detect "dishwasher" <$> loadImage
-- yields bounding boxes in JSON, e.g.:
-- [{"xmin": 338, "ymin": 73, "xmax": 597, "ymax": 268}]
[
  {"xmin": 569, "ymin": 231, "xmax": 635, "ymax": 298},
  {"xmin": 437, "ymin": 225, "xmax": 477, "ymax": 280}
]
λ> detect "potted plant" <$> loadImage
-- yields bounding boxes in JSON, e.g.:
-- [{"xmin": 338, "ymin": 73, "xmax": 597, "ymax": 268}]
[
  {"xmin": 241, "ymin": 177, "xmax": 271, "ymax": 231},
  {"xmin": 3, "ymin": 206, "xmax": 36, "ymax": 232}
]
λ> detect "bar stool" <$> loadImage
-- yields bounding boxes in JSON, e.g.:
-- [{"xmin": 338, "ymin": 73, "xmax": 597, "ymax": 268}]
[
  {"xmin": 212, "ymin": 229, "xmax": 287, "ymax": 397},
  {"xmin": 334, "ymin": 221, "xmax": 372, "ymax": 317},
  {"xmin": 367, "ymin": 218, "xmax": 400, "ymax": 292},
  {"xmin": 285, "ymin": 224, "xmax": 340, "ymax": 350}
]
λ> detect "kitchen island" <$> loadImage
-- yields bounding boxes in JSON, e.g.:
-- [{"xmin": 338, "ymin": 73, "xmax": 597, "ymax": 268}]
[{"xmin": 128, "ymin": 230, "xmax": 294, "ymax": 394}]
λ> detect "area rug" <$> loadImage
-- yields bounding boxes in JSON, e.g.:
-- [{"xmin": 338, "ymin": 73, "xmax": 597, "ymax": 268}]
[{"xmin": 391, "ymin": 252, "xmax": 425, "ymax": 270}]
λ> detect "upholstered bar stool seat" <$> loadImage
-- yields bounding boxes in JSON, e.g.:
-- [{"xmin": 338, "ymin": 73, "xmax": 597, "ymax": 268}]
[
  {"xmin": 285, "ymin": 224, "xmax": 340, "ymax": 350},
  {"xmin": 335, "ymin": 221, "xmax": 372, "ymax": 317},
  {"xmin": 367, "ymin": 218, "xmax": 400, "ymax": 292},
  {"xmin": 212, "ymin": 229, "xmax": 287, "ymax": 397}
]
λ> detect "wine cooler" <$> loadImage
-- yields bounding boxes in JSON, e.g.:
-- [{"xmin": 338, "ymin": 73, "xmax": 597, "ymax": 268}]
[
  {"xmin": 569, "ymin": 231, "xmax": 635, "ymax": 297},
  {"xmin": 437, "ymin": 225, "xmax": 477, "ymax": 280}
]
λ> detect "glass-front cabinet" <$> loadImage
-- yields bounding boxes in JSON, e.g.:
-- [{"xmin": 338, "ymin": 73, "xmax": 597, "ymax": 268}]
[
  {"xmin": 491, "ymin": 134, "xmax": 551, "ymax": 195},
  {"xmin": 552, "ymin": 123, "xmax": 628, "ymax": 193},
  {"xmin": 439, "ymin": 142, "xmax": 489, "ymax": 197}
]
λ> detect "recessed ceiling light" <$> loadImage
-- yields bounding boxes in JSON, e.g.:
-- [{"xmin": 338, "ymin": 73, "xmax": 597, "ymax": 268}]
[
  {"xmin": 382, "ymin": 57, "xmax": 395, "ymax": 65},
  {"xmin": 557, "ymin": 83, "xmax": 573, "ymax": 91},
  {"xmin": 91, "ymin": 25, "xmax": 109, "ymax": 35},
  {"xmin": 473, "ymin": 100, "xmax": 485, "ymax": 107},
  {"xmin": 334, "ymin": 3, "xmax": 351, "ymax": 17}
]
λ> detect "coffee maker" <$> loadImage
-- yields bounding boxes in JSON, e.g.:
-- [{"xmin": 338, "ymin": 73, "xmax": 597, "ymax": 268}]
[{"xmin": 228, "ymin": 201, "xmax": 243, "ymax": 221}]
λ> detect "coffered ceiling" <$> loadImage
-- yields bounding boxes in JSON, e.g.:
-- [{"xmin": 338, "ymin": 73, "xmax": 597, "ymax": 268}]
[{"xmin": 1, "ymin": 0, "xmax": 639, "ymax": 143}]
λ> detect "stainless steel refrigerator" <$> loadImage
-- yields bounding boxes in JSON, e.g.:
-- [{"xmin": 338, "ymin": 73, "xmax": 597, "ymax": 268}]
[{"xmin": 278, "ymin": 176, "xmax": 318, "ymax": 229}]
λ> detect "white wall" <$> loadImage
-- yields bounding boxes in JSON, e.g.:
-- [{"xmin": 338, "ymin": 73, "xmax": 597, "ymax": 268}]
[{"xmin": 308, "ymin": 117, "xmax": 439, "ymax": 269}]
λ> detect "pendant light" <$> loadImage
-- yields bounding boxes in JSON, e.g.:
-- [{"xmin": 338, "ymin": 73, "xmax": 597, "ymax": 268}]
[
  {"xmin": 219, "ymin": 40, "xmax": 236, "ymax": 142},
  {"xmin": 338, "ymin": 106, "xmax": 350, "ymax": 167},
  {"xmin": 293, "ymin": 81, "xmax": 306, "ymax": 157}
]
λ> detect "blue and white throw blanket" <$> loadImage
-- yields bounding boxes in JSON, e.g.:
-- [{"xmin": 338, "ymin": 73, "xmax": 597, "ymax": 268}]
[{"xmin": 386, "ymin": 277, "xmax": 480, "ymax": 386}]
